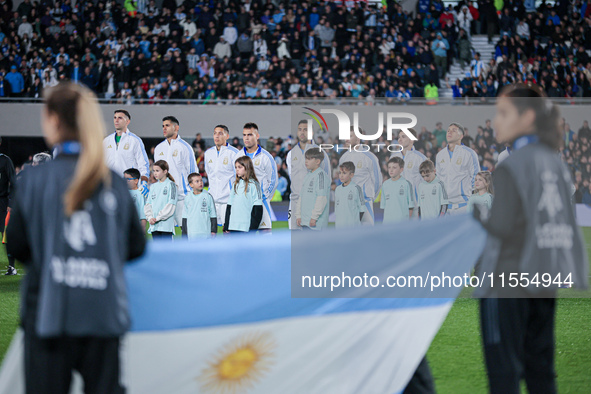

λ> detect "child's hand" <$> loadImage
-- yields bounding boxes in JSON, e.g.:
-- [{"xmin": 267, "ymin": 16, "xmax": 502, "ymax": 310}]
[
  {"xmin": 149, "ymin": 218, "xmax": 157, "ymax": 225},
  {"xmin": 296, "ymin": 218, "xmax": 301, "ymax": 227},
  {"xmin": 211, "ymin": 232, "xmax": 217, "ymax": 237},
  {"xmin": 309, "ymin": 219, "xmax": 316, "ymax": 227}
]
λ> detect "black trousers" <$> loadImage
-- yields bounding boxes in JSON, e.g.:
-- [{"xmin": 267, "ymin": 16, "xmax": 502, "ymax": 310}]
[
  {"xmin": 24, "ymin": 330, "xmax": 124, "ymax": 394},
  {"xmin": 480, "ymin": 298, "xmax": 557, "ymax": 394},
  {"xmin": 151, "ymin": 231, "xmax": 173, "ymax": 239}
]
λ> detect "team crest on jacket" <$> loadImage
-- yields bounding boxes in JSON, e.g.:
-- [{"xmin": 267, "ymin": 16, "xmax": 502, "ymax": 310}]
[
  {"xmin": 432, "ymin": 186, "xmax": 437, "ymax": 195},
  {"xmin": 223, "ymin": 157, "xmax": 229, "ymax": 165},
  {"xmin": 399, "ymin": 187, "xmax": 405, "ymax": 195},
  {"xmin": 348, "ymin": 192, "xmax": 353, "ymax": 200},
  {"xmin": 357, "ymin": 161, "xmax": 362, "ymax": 169},
  {"xmin": 408, "ymin": 162, "xmax": 413, "ymax": 168},
  {"xmin": 456, "ymin": 158, "xmax": 462, "ymax": 165},
  {"xmin": 163, "ymin": 188, "xmax": 168, "ymax": 195},
  {"xmin": 173, "ymin": 150, "xmax": 178, "ymax": 157},
  {"xmin": 124, "ymin": 143, "xmax": 130, "ymax": 150},
  {"xmin": 255, "ymin": 158, "xmax": 261, "ymax": 166}
]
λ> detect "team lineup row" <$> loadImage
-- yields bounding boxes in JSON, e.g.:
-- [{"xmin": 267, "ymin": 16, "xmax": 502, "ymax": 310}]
[{"xmin": 106, "ymin": 109, "xmax": 489, "ymax": 237}]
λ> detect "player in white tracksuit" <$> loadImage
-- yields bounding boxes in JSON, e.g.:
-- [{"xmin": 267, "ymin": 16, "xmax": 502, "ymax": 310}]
[
  {"xmin": 234, "ymin": 123, "xmax": 278, "ymax": 231},
  {"xmin": 338, "ymin": 128, "xmax": 382, "ymax": 225},
  {"xmin": 204, "ymin": 125, "xmax": 239, "ymax": 226},
  {"xmin": 286, "ymin": 120, "xmax": 331, "ymax": 230},
  {"xmin": 390, "ymin": 129, "xmax": 427, "ymax": 209},
  {"xmin": 104, "ymin": 110, "xmax": 150, "ymax": 197},
  {"xmin": 153, "ymin": 116, "xmax": 197, "ymax": 228},
  {"xmin": 435, "ymin": 123, "xmax": 480, "ymax": 214}
]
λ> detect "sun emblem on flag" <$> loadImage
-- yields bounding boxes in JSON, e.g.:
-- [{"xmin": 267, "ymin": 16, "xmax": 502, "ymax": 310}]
[{"xmin": 198, "ymin": 332, "xmax": 276, "ymax": 393}]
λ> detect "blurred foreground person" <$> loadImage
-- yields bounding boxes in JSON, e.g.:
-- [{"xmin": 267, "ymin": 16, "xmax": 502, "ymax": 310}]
[
  {"xmin": 7, "ymin": 83, "xmax": 146, "ymax": 394},
  {"xmin": 475, "ymin": 84, "xmax": 588, "ymax": 394}
]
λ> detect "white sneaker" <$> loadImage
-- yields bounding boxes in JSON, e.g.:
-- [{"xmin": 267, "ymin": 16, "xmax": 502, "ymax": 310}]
[{"xmin": 4, "ymin": 266, "xmax": 16, "ymax": 276}]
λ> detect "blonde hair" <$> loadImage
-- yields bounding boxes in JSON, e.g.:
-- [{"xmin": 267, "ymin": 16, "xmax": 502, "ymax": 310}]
[
  {"xmin": 476, "ymin": 171, "xmax": 493, "ymax": 195},
  {"xmin": 44, "ymin": 83, "xmax": 111, "ymax": 216}
]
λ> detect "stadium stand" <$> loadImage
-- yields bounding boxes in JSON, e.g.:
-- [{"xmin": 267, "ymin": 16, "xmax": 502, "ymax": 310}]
[{"xmin": 2, "ymin": 0, "xmax": 591, "ymax": 102}]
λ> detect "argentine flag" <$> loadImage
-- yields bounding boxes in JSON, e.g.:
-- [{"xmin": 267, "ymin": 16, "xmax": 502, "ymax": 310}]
[{"xmin": 0, "ymin": 215, "xmax": 486, "ymax": 393}]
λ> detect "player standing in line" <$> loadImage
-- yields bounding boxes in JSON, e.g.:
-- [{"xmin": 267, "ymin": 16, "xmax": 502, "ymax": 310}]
[
  {"xmin": 103, "ymin": 110, "xmax": 150, "ymax": 198},
  {"xmin": 295, "ymin": 149, "xmax": 330, "ymax": 231},
  {"xmin": 286, "ymin": 120, "xmax": 330, "ymax": 230},
  {"xmin": 417, "ymin": 160, "xmax": 448, "ymax": 219},
  {"xmin": 0, "ymin": 137, "xmax": 16, "ymax": 275},
  {"xmin": 381, "ymin": 157, "xmax": 414, "ymax": 223},
  {"xmin": 390, "ymin": 128, "xmax": 426, "ymax": 209},
  {"xmin": 338, "ymin": 126, "xmax": 382, "ymax": 225},
  {"xmin": 182, "ymin": 173, "xmax": 217, "ymax": 239},
  {"xmin": 467, "ymin": 171, "xmax": 493, "ymax": 214},
  {"xmin": 204, "ymin": 125, "xmax": 239, "ymax": 228},
  {"xmin": 223, "ymin": 156, "xmax": 263, "ymax": 233},
  {"xmin": 153, "ymin": 116, "xmax": 197, "ymax": 232},
  {"xmin": 334, "ymin": 161, "xmax": 365, "ymax": 229},
  {"xmin": 145, "ymin": 160, "xmax": 177, "ymax": 239},
  {"xmin": 234, "ymin": 122, "xmax": 278, "ymax": 232},
  {"xmin": 435, "ymin": 122, "xmax": 480, "ymax": 214},
  {"xmin": 124, "ymin": 168, "xmax": 147, "ymax": 230}
]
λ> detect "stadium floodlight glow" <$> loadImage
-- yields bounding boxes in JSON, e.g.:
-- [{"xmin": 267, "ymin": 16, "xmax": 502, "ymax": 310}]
[{"xmin": 305, "ymin": 110, "xmax": 418, "ymax": 141}]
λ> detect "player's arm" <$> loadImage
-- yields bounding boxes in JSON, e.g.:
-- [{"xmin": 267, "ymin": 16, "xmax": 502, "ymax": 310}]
[
  {"xmin": 439, "ymin": 204, "xmax": 448, "ymax": 216},
  {"xmin": 135, "ymin": 137, "xmax": 151, "ymax": 182},
  {"xmin": 264, "ymin": 154, "xmax": 278, "ymax": 200},
  {"xmin": 407, "ymin": 183, "xmax": 414, "ymax": 218},
  {"xmin": 310, "ymin": 173, "xmax": 327, "ymax": 227},
  {"xmin": 224, "ymin": 187, "xmax": 235, "ymax": 232},
  {"xmin": 357, "ymin": 185, "xmax": 365, "ymax": 221},
  {"xmin": 286, "ymin": 150, "xmax": 292, "ymax": 178},
  {"xmin": 468, "ymin": 149, "xmax": 480, "ymax": 189}
]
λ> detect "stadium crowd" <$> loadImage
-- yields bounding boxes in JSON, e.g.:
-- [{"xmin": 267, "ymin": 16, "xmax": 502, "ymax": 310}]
[{"xmin": 2, "ymin": 0, "xmax": 591, "ymax": 102}]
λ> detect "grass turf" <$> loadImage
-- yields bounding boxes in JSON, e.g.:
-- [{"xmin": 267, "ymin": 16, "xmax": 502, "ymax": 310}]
[{"xmin": 0, "ymin": 225, "xmax": 589, "ymax": 393}]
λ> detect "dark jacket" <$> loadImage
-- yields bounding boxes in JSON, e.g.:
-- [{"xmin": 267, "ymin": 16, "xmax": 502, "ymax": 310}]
[
  {"xmin": 475, "ymin": 139, "xmax": 588, "ymax": 297},
  {"xmin": 0, "ymin": 153, "xmax": 15, "ymax": 199},
  {"xmin": 7, "ymin": 152, "xmax": 146, "ymax": 337}
]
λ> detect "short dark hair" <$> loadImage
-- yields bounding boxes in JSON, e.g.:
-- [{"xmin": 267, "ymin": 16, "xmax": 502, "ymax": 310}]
[
  {"xmin": 448, "ymin": 122, "xmax": 465, "ymax": 135},
  {"xmin": 339, "ymin": 161, "xmax": 355, "ymax": 173},
  {"xmin": 243, "ymin": 122, "xmax": 259, "ymax": 131},
  {"xmin": 388, "ymin": 156, "xmax": 405, "ymax": 168},
  {"xmin": 298, "ymin": 119, "xmax": 308, "ymax": 126},
  {"xmin": 187, "ymin": 172, "xmax": 201, "ymax": 183},
  {"xmin": 124, "ymin": 168, "xmax": 141, "ymax": 179},
  {"xmin": 163, "ymin": 115, "xmax": 179, "ymax": 126},
  {"xmin": 114, "ymin": 109, "xmax": 131, "ymax": 120},
  {"xmin": 305, "ymin": 148, "xmax": 324, "ymax": 162},
  {"xmin": 214, "ymin": 124, "xmax": 229, "ymax": 133},
  {"xmin": 419, "ymin": 160, "xmax": 435, "ymax": 173}
]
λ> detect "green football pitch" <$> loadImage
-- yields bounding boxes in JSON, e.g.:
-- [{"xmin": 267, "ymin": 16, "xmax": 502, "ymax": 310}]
[{"xmin": 1, "ymin": 225, "xmax": 590, "ymax": 393}]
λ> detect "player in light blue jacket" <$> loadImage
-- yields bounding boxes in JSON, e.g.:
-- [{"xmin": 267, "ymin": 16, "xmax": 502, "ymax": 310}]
[
  {"xmin": 223, "ymin": 156, "xmax": 263, "ymax": 233},
  {"xmin": 145, "ymin": 160, "xmax": 177, "ymax": 239},
  {"xmin": 182, "ymin": 173, "xmax": 217, "ymax": 239}
]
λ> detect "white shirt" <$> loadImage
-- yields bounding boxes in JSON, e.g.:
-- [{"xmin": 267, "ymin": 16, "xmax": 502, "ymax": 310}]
[
  {"xmin": 204, "ymin": 143, "xmax": 239, "ymax": 204},
  {"xmin": 234, "ymin": 145, "xmax": 278, "ymax": 202},
  {"xmin": 154, "ymin": 135, "xmax": 197, "ymax": 201},
  {"xmin": 286, "ymin": 142, "xmax": 331, "ymax": 202},
  {"xmin": 391, "ymin": 146, "xmax": 427, "ymax": 201},
  {"xmin": 103, "ymin": 129, "xmax": 150, "ymax": 179},
  {"xmin": 338, "ymin": 150, "xmax": 382, "ymax": 201},
  {"xmin": 435, "ymin": 144, "xmax": 480, "ymax": 205}
]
